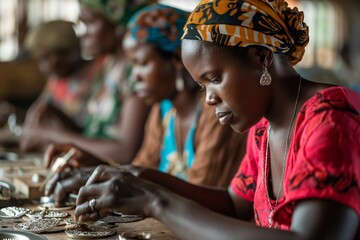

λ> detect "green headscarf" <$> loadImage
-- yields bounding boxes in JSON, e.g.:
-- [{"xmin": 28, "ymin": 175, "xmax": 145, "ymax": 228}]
[{"xmin": 80, "ymin": 0, "xmax": 153, "ymax": 26}]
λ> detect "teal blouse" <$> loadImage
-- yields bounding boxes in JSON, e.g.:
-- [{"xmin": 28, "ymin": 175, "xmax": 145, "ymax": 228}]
[{"xmin": 158, "ymin": 99, "xmax": 202, "ymax": 181}]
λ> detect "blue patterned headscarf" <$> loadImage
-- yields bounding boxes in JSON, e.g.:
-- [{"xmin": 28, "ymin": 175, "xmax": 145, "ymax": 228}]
[{"xmin": 127, "ymin": 4, "xmax": 189, "ymax": 52}]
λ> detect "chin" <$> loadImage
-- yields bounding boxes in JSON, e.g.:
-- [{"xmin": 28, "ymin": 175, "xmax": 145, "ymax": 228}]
[{"xmin": 230, "ymin": 122, "xmax": 249, "ymax": 134}]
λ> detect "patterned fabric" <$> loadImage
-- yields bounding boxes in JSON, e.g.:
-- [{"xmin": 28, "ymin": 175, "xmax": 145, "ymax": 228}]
[
  {"xmin": 182, "ymin": 0, "xmax": 309, "ymax": 65},
  {"xmin": 231, "ymin": 86, "xmax": 360, "ymax": 229},
  {"xmin": 132, "ymin": 100, "xmax": 247, "ymax": 187},
  {"xmin": 40, "ymin": 57, "xmax": 105, "ymax": 126},
  {"xmin": 83, "ymin": 55, "xmax": 131, "ymax": 139},
  {"xmin": 127, "ymin": 4, "xmax": 189, "ymax": 52},
  {"xmin": 80, "ymin": 0, "xmax": 152, "ymax": 26},
  {"xmin": 157, "ymin": 100, "xmax": 201, "ymax": 180}
]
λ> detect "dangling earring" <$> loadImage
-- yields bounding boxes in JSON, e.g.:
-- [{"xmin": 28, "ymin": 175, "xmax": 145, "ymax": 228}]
[
  {"xmin": 260, "ymin": 66, "xmax": 272, "ymax": 86},
  {"xmin": 175, "ymin": 72, "xmax": 184, "ymax": 92}
]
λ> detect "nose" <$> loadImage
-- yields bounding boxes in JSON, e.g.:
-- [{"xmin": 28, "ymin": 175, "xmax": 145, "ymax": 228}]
[
  {"xmin": 131, "ymin": 68, "xmax": 142, "ymax": 83},
  {"xmin": 205, "ymin": 89, "xmax": 219, "ymax": 106}
]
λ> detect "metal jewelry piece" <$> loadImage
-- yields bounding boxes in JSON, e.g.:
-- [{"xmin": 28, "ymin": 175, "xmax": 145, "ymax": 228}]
[
  {"xmin": 100, "ymin": 214, "xmax": 143, "ymax": 224},
  {"xmin": 14, "ymin": 218, "xmax": 60, "ymax": 233},
  {"xmin": 65, "ymin": 220, "xmax": 115, "ymax": 239},
  {"xmin": 89, "ymin": 199, "xmax": 96, "ymax": 212},
  {"xmin": 260, "ymin": 66, "xmax": 272, "ymax": 86},
  {"xmin": 38, "ymin": 202, "xmax": 75, "ymax": 211},
  {"xmin": 0, "ymin": 207, "xmax": 29, "ymax": 219},
  {"xmin": 26, "ymin": 209, "xmax": 69, "ymax": 219},
  {"xmin": 119, "ymin": 232, "xmax": 152, "ymax": 240},
  {"xmin": 264, "ymin": 75, "xmax": 302, "ymax": 227}
]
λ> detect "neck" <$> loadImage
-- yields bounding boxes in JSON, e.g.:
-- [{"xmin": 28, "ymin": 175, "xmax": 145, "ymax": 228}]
[
  {"xmin": 172, "ymin": 89, "xmax": 200, "ymax": 118},
  {"xmin": 265, "ymin": 70, "xmax": 303, "ymax": 131}
]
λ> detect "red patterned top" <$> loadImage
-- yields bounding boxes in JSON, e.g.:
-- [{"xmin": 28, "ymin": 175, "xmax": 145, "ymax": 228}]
[{"xmin": 231, "ymin": 86, "xmax": 360, "ymax": 229}]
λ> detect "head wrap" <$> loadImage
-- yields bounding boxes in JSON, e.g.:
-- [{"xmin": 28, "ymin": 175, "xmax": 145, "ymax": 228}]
[
  {"xmin": 80, "ymin": 0, "xmax": 154, "ymax": 26},
  {"xmin": 25, "ymin": 20, "xmax": 79, "ymax": 56},
  {"xmin": 182, "ymin": 0, "xmax": 309, "ymax": 65},
  {"xmin": 127, "ymin": 4, "xmax": 189, "ymax": 52}
]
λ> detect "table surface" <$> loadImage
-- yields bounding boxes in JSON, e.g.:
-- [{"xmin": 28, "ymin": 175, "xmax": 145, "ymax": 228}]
[
  {"xmin": 0, "ymin": 153, "xmax": 177, "ymax": 240},
  {"xmin": 0, "ymin": 213, "xmax": 176, "ymax": 240}
]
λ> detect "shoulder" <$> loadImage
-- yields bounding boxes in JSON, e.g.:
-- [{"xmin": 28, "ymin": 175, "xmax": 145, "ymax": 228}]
[
  {"xmin": 301, "ymin": 86, "xmax": 360, "ymax": 117},
  {"xmin": 298, "ymin": 86, "xmax": 360, "ymax": 135}
]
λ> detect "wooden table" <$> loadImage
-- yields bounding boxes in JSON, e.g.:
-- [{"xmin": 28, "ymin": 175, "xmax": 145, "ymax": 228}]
[
  {"xmin": 0, "ymin": 152, "xmax": 177, "ymax": 240},
  {"xmin": 0, "ymin": 212, "xmax": 176, "ymax": 240}
]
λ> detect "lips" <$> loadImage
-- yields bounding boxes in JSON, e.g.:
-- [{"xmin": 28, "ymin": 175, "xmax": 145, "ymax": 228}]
[{"xmin": 215, "ymin": 111, "xmax": 233, "ymax": 125}]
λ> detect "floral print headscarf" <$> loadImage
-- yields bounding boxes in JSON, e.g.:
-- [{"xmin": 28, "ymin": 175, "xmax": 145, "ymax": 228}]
[
  {"xmin": 80, "ymin": 0, "xmax": 153, "ymax": 26},
  {"xmin": 182, "ymin": 0, "xmax": 309, "ymax": 65},
  {"xmin": 127, "ymin": 4, "xmax": 190, "ymax": 52}
]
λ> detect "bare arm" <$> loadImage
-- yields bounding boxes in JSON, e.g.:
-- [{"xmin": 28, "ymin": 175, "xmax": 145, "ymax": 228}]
[
  {"xmin": 60, "ymin": 95, "xmax": 150, "ymax": 164},
  {"xmin": 75, "ymin": 167, "xmax": 359, "ymax": 240},
  {"xmin": 148, "ymin": 187, "xmax": 358, "ymax": 240},
  {"xmin": 127, "ymin": 166, "xmax": 252, "ymax": 219},
  {"xmin": 22, "ymin": 96, "xmax": 150, "ymax": 165}
]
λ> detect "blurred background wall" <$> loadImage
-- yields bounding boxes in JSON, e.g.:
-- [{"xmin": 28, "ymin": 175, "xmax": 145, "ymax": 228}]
[{"xmin": 0, "ymin": 0, "xmax": 359, "ymax": 100}]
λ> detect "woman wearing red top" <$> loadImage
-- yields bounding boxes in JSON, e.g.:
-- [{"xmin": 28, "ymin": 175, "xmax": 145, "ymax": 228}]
[{"xmin": 74, "ymin": 0, "xmax": 360, "ymax": 239}]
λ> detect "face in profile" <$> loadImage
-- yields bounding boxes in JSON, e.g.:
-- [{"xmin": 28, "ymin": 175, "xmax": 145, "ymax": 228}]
[
  {"xmin": 123, "ymin": 34, "xmax": 178, "ymax": 106},
  {"xmin": 35, "ymin": 47, "xmax": 79, "ymax": 77},
  {"xmin": 181, "ymin": 39, "xmax": 270, "ymax": 133},
  {"xmin": 79, "ymin": 6, "xmax": 118, "ymax": 57}
]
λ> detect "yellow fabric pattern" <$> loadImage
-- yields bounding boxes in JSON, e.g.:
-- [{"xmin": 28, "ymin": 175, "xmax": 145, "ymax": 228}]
[{"xmin": 182, "ymin": 0, "xmax": 309, "ymax": 65}]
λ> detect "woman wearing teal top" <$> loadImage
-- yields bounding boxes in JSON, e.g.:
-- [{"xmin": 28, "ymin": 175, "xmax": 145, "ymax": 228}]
[
  {"xmin": 122, "ymin": 4, "xmax": 246, "ymax": 185},
  {"xmin": 157, "ymin": 99, "xmax": 200, "ymax": 180},
  {"xmin": 44, "ymin": 5, "xmax": 246, "ymax": 202}
]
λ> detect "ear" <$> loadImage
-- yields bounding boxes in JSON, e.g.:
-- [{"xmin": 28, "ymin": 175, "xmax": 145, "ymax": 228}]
[{"xmin": 248, "ymin": 47, "xmax": 274, "ymax": 68}]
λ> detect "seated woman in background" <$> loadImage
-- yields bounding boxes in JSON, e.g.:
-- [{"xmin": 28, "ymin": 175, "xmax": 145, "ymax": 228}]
[
  {"xmin": 73, "ymin": 0, "xmax": 360, "ymax": 240},
  {"xmin": 44, "ymin": 4, "xmax": 247, "ymax": 203},
  {"xmin": 22, "ymin": 20, "xmax": 99, "ymax": 133},
  {"xmin": 20, "ymin": 0, "xmax": 151, "ymax": 166}
]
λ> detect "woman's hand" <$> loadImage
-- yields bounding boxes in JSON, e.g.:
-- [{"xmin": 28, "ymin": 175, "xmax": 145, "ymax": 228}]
[
  {"xmin": 74, "ymin": 165, "xmax": 157, "ymax": 223},
  {"xmin": 44, "ymin": 168, "xmax": 95, "ymax": 206},
  {"xmin": 44, "ymin": 143, "xmax": 104, "ymax": 169},
  {"xmin": 24, "ymin": 101, "xmax": 81, "ymax": 131}
]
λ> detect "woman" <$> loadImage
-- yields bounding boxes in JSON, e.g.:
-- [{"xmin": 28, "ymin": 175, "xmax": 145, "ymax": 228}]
[
  {"xmin": 74, "ymin": 1, "xmax": 360, "ymax": 240},
  {"xmin": 44, "ymin": 5, "xmax": 246, "ymax": 202},
  {"xmin": 21, "ymin": 20, "xmax": 100, "ymax": 136},
  {"xmin": 21, "ymin": 0, "xmax": 151, "ymax": 166}
]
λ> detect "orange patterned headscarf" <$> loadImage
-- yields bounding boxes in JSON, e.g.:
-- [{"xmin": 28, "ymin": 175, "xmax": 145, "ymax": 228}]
[{"xmin": 182, "ymin": 0, "xmax": 309, "ymax": 65}]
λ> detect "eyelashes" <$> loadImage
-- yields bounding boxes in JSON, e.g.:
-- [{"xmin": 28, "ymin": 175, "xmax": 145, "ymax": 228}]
[{"xmin": 210, "ymin": 75, "xmax": 222, "ymax": 84}]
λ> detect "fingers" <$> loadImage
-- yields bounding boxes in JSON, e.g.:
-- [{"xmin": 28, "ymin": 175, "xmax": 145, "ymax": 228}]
[
  {"xmin": 44, "ymin": 144, "xmax": 55, "ymax": 169},
  {"xmin": 44, "ymin": 144, "xmax": 68, "ymax": 169},
  {"xmin": 53, "ymin": 174, "xmax": 86, "ymax": 205},
  {"xmin": 85, "ymin": 165, "xmax": 116, "ymax": 186},
  {"xmin": 75, "ymin": 187, "xmax": 118, "ymax": 222},
  {"xmin": 44, "ymin": 171, "xmax": 71, "ymax": 196},
  {"xmin": 75, "ymin": 201, "xmax": 110, "ymax": 223},
  {"xmin": 76, "ymin": 181, "xmax": 108, "ymax": 206}
]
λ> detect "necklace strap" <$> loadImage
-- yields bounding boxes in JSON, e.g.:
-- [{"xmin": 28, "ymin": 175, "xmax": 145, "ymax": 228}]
[{"xmin": 264, "ymin": 75, "xmax": 302, "ymax": 228}]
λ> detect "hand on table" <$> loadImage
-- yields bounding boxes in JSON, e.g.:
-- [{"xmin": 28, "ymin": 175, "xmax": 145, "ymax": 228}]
[
  {"xmin": 74, "ymin": 165, "xmax": 156, "ymax": 223},
  {"xmin": 44, "ymin": 167, "xmax": 95, "ymax": 206},
  {"xmin": 44, "ymin": 143, "xmax": 104, "ymax": 169}
]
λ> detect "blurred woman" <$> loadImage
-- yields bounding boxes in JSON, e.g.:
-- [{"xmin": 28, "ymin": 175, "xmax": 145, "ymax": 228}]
[
  {"xmin": 21, "ymin": 0, "xmax": 152, "ymax": 166},
  {"xmin": 22, "ymin": 20, "xmax": 99, "ymax": 132},
  {"xmin": 44, "ymin": 5, "xmax": 247, "ymax": 204}
]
